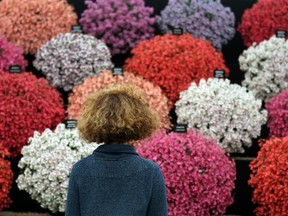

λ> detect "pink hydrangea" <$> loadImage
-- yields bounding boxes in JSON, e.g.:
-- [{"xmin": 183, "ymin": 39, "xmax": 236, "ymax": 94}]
[
  {"xmin": 137, "ymin": 129, "xmax": 236, "ymax": 216},
  {"xmin": 265, "ymin": 90, "xmax": 288, "ymax": 137},
  {"xmin": 67, "ymin": 70, "xmax": 171, "ymax": 130},
  {"xmin": 0, "ymin": 36, "xmax": 27, "ymax": 72}
]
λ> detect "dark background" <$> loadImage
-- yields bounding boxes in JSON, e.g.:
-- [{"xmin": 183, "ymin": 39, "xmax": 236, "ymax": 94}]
[{"xmin": 7, "ymin": 1, "xmax": 262, "ymax": 215}]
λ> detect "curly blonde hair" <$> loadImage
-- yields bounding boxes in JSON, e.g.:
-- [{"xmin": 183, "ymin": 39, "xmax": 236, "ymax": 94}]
[{"xmin": 78, "ymin": 84, "xmax": 160, "ymax": 144}]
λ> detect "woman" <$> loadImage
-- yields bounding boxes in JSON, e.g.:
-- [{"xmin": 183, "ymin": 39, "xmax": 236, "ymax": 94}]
[{"xmin": 65, "ymin": 84, "xmax": 168, "ymax": 216}]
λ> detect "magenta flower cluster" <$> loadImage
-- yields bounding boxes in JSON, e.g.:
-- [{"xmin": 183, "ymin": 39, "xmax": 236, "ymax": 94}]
[
  {"xmin": 0, "ymin": 36, "xmax": 27, "ymax": 72},
  {"xmin": 265, "ymin": 90, "xmax": 288, "ymax": 138},
  {"xmin": 137, "ymin": 129, "xmax": 236, "ymax": 216},
  {"xmin": 80, "ymin": 0, "xmax": 156, "ymax": 55}
]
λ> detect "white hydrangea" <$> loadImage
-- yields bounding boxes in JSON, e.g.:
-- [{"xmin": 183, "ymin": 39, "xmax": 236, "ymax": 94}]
[
  {"xmin": 239, "ymin": 36, "xmax": 288, "ymax": 102},
  {"xmin": 175, "ymin": 78, "xmax": 267, "ymax": 153},
  {"xmin": 33, "ymin": 33, "xmax": 113, "ymax": 91},
  {"xmin": 16, "ymin": 124, "xmax": 99, "ymax": 213}
]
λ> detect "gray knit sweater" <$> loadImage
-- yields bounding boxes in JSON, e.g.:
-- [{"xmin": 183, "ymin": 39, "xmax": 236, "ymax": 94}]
[{"xmin": 65, "ymin": 144, "xmax": 168, "ymax": 216}]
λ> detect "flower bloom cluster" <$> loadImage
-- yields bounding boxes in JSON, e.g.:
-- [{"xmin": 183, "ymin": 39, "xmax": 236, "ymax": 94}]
[
  {"xmin": 0, "ymin": 36, "xmax": 27, "ymax": 72},
  {"xmin": 0, "ymin": 0, "xmax": 77, "ymax": 54},
  {"xmin": 67, "ymin": 70, "xmax": 171, "ymax": 130},
  {"xmin": 175, "ymin": 78, "xmax": 267, "ymax": 153},
  {"xmin": 265, "ymin": 90, "xmax": 288, "ymax": 138},
  {"xmin": 0, "ymin": 72, "xmax": 65, "ymax": 158},
  {"xmin": 125, "ymin": 34, "xmax": 229, "ymax": 104},
  {"xmin": 239, "ymin": 36, "xmax": 288, "ymax": 102},
  {"xmin": 137, "ymin": 129, "xmax": 236, "ymax": 216},
  {"xmin": 158, "ymin": 0, "xmax": 235, "ymax": 50},
  {"xmin": 249, "ymin": 136, "xmax": 288, "ymax": 216},
  {"xmin": 34, "ymin": 33, "xmax": 113, "ymax": 91},
  {"xmin": 80, "ymin": 0, "xmax": 156, "ymax": 55},
  {"xmin": 16, "ymin": 124, "xmax": 99, "ymax": 213},
  {"xmin": 0, "ymin": 148, "xmax": 13, "ymax": 212},
  {"xmin": 238, "ymin": 0, "xmax": 288, "ymax": 47}
]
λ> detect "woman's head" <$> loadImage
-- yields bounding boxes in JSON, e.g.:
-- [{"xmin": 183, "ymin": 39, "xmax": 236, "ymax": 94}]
[{"xmin": 78, "ymin": 84, "xmax": 160, "ymax": 144}]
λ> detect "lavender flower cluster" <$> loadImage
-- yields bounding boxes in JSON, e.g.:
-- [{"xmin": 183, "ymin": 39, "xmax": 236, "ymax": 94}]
[
  {"xmin": 33, "ymin": 33, "xmax": 113, "ymax": 91},
  {"xmin": 158, "ymin": 0, "xmax": 235, "ymax": 50},
  {"xmin": 80, "ymin": 0, "xmax": 156, "ymax": 55}
]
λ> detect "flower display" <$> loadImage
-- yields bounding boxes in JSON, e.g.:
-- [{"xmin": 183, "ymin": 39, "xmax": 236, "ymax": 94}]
[
  {"xmin": 79, "ymin": 0, "xmax": 156, "ymax": 55},
  {"xmin": 0, "ymin": 0, "xmax": 77, "ymax": 54},
  {"xmin": 158, "ymin": 0, "xmax": 235, "ymax": 50},
  {"xmin": 125, "ymin": 34, "xmax": 229, "ymax": 104},
  {"xmin": 0, "ymin": 72, "xmax": 65, "ymax": 158},
  {"xmin": 175, "ymin": 78, "xmax": 267, "ymax": 153},
  {"xmin": 0, "ymin": 36, "xmax": 27, "ymax": 72},
  {"xmin": 67, "ymin": 70, "xmax": 171, "ymax": 130},
  {"xmin": 0, "ymin": 148, "xmax": 13, "ymax": 212},
  {"xmin": 239, "ymin": 36, "xmax": 288, "ymax": 102},
  {"xmin": 265, "ymin": 90, "xmax": 288, "ymax": 138},
  {"xmin": 137, "ymin": 129, "xmax": 236, "ymax": 215},
  {"xmin": 17, "ymin": 124, "xmax": 99, "ymax": 213},
  {"xmin": 249, "ymin": 136, "xmax": 288, "ymax": 216},
  {"xmin": 34, "ymin": 33, "xmax": 113, "ymax": 91},
  {"xmin": 238, "ymin": 0, "xmax": 288, "ymax": 47}
]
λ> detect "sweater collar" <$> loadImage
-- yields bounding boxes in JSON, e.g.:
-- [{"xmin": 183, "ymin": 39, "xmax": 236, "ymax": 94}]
[{"xmin": 95, "ymin": 144, "xmax": 139, "ymax": 156}]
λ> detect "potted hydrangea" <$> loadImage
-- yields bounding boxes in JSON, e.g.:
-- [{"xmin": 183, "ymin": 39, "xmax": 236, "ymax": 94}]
[
  {"xmin": 238, "ymin": 0, "xmax": 288, "ymax": 46},
  {"xmin": 125, "ymin": 34, "xmax": 229, "ymax": 104},
  {"xmin": 17, "ymin": 124, "xmax": 99, "ymax": 213},
  {"xmin": 0, "ymin": 36, "xmax": 27, "ymax": 72},
  {"xmin": 67, "ymin": 70, "xmax": 171, "ymax": 130},
  {"xmin": 0, "ymin": 148, "xmax": 13, "ymax": 212},
  {"xmin": 80, "ymin": 0, "xmax": 156, "ymax": 55},
  {"xmin": 137, "ymin": 129, "xmax": 236, "ymax": 215},
  {"xmin": 158, "ymin": 0, "xmax": 236, "ymax": 50},
  {"xmin": 249, "ymin": 136, "xmax": 288, "ymax": 216},
  {"xmin": 175, "ymin": 78, "xmax": 267, "ymax": 153},
  {"xmin": 0, "ymin": 0, "xmax": 77, "ymax": 54},
  {"xmin": 265, "ymin": 90, "xmax": 288, "ymax": 138},
  {"xmin": 239, "ymin": 36, "xmax": 288, "ymax": 102},
  {"xmin": 0, "ymin": 72, "xmax": 65, "ymax": 158},
  {"xmin": 34, "ymin": 33, "xmax": 113, "ymax": 91}
]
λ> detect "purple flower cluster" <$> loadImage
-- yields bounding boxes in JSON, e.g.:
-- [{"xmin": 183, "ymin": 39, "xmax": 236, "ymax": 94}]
[
  {"xmin": 33, "ymin": 33, "xmax": 113, "ymax": 91},
  {"xmin": 137, "ymin": 129, "xmax": 236, "ymax": 215},
  {"xmin": 79, "ymin": 0, "xmax": 156, "ymax": 55},
  {"xmin": 158, "ymin": 0, "xmax": 235, "ymax": 50},
  {"xmin": 0, "ymin": 36, "xmax": 27, "ymax": 72}
]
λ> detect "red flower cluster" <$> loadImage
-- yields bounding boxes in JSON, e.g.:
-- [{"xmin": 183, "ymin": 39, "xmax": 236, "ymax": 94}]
[
  {"xmin": 249, "ymin": 137, "xmax": 288, "ymax": 216},
  {"xmin": 265, "ymin": 90, "xmax": 288, "ymax": 138},
  {"xmin": 0, "ymin": 148, "xmax": 13, "ymax": 211},
  {"xmin": 125, "ymin": 34, "xmax": 229, "ymax": 104},
  {"xmin": 0, "ymin": 36, "xmax": 27, "ymax": 72},
  {"xmin": 0, "ymin": 72, "xmax": 65, "ymax": 158},
  {"xmin": 238, "ymin": 0, "xmax": 288, "ymax": 47},
  {"xmin": 137, "ymin": 129, "xmax": 236, "ymax": 215}
]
